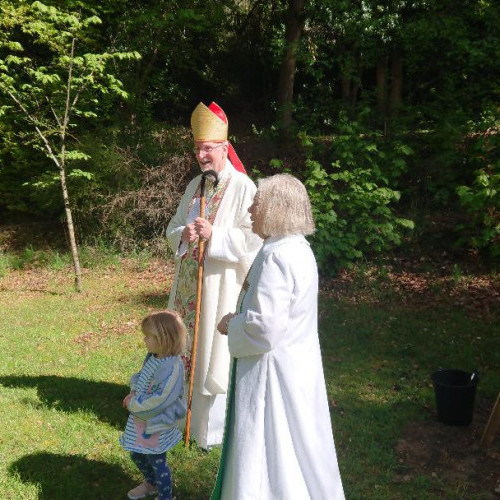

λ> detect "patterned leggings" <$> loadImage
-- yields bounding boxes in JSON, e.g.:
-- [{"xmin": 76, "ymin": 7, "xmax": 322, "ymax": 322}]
[{"xmin": 130, "ymin": 452, "xmax": 172, "ymax": 500}]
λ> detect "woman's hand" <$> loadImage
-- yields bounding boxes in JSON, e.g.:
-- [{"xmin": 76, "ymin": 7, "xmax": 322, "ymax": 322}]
[
  {"xmin": 123, "ymin": 392, "xmax": 135, "ymax": 409},
  {"xmin": 217, "ymin": 312, "xmax": 235, "ymax": 335}
]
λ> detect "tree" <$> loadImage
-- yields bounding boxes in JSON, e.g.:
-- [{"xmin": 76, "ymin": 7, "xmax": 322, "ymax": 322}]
[
  {"xmin": 276, "ymin": 0, "xmax": 306, "ymax": 138},
  {"xmin": 0, "ymin": 1, "xmax": 140, "ymax": 291}
]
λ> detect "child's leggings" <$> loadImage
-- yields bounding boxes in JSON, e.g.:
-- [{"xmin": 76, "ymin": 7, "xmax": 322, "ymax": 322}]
[{"xmin": 130, "ymin": 451, "xmax": 172, "ymax": 500}]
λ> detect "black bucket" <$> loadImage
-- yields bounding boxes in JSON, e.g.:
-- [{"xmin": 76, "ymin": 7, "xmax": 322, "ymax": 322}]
[{"xmin": 431, "ymin": 369, "xmax": 479, "ymax": 426}]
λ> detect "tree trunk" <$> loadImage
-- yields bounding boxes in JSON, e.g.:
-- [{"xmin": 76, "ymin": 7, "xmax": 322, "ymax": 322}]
[
  {"xmin": 340, "ymin": 44, "xmax": 359, "ymax": 112},
  {"xmin": 341, "ymin": 75, "xmax": 351, "ymax": 102},
  {"xmin": 276, "ymin": 0, "xmax": 306, "ymax": 140},
  {"xmin": 58, "ymin": 157, "xmax": 82, "ymax": 292},
  {"xmin": 350, "ymin": 67, "xmax": 362, "ymax": 108},
  {"xmin": 376, "ymin": 56, "xmax": 388, "ymax": 116},
  {"xmin": 134, "ymin": 46, "xmax": 158, "ymax": 99},
  {"xmin": 389, "ymin": 51, "xmax": 403, "ymax": 118},
  {"xmin": 6, "ymin": 85, "xmax": 83, "ymax": 292},
  {"xmin": 59, "ymin": 38, "xmax": 82, "ymax": 292}
]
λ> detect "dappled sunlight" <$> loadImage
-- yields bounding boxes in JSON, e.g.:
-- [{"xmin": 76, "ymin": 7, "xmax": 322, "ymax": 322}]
[{"xmin": 1, "ymin": 255, "xmax": 498, "ymax": 498}]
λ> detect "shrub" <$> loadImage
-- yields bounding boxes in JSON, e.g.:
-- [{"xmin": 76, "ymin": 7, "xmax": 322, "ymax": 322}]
[
  {"xmin": 456, "ymin": 107, "xmax": 500, "ymax": 256},
  {"xmin": 302, "ymin": 112, "xmax": 415, "ymax": 274},
  {"xmin": 91, "ymin": 148, "xmax": 193, "ymax": 255}
]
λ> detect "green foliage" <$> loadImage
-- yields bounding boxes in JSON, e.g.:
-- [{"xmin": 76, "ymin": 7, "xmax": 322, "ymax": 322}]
[
  {"xmin": 0, "ymin": 245, "xmax": 72, "ymax": 271},
  {"xmin": 297, "ymin": 0, "xmax": 500, "ymax": 125},
  {"xmin": 303, "ymin": 112, "xmax": 414, "ymax": 274},
  {"xmin": 456, "ymin": 107, "xmax": 500, "ymax": 256},
  {"xmin": 0, "ymin": 0, "xmax": 140, "ymax": 209},
  {"xmin": 99, "ymin": 0, "xmax": 275, "ymax": 119},
  {"xmin": 0, "ymin": 0, "xmax": 499, "ymax": 263},
  {"xmin": 0, "ymin": 250, "xmax": 13, "ymax": 277}
]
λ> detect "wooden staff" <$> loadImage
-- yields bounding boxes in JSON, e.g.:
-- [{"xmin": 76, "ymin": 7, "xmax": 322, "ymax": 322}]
[
  {"xmin": 185, "ymin": 170, "xmax": 218, "ymax": 446},
  {"xmin": 480, "ymin": 389, "xmax": 500, "ymax": 447}
]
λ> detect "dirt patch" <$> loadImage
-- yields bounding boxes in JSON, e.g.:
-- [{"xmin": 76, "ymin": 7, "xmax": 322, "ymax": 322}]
[{"xmin": 395, "ymin": 400, "xmax": 500, "ymax": 498}]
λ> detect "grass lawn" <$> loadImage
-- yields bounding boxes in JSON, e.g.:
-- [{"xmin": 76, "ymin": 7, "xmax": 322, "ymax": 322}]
[{"xmin": 0, "ymin": 253, "xmax": 499, "ymax": 499}]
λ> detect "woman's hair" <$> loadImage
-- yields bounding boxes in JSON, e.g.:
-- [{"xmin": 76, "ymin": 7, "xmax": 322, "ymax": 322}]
[
  {"xmin": 141, "ymin": 309, "xmax": 186, "ymax": 357},
  {"xmin": 256, "ymin": 173, "xmax": 315, "ymax": 237}
]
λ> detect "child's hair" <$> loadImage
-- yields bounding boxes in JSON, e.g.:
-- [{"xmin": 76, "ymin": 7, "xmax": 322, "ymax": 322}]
[{"xmin": 141, "ymin": 309, "xmax": 187, "ymax": 357}]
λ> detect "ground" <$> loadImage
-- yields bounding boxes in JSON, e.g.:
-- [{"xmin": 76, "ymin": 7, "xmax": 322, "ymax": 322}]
[
  {"xmin": 323, "ymin": 253, "xmax": 500, "ymax": 499},
  {"xmin": 395, "ymin": 400, "xmax": 499, "ymax": 498},
  {"xmin": 2, "ymin": 222, "xmax": 499, "ymax": 497}
]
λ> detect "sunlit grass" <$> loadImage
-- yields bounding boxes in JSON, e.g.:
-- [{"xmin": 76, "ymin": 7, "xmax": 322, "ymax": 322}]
[
  {"xmin": 0, "ymin": 254, "xmax": 499, "ymax": 498},
  {"xmin": 0, "ymin": 258, "xmax": 219, "ymax": 499}
]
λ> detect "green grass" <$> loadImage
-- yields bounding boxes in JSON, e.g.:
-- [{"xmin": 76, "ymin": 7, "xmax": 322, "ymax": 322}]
[
  {"xmin": 0, "ymin": 253, "xmax": 499, "ymax": 499},
  {"xmin": 0, "ymin": 258, "xmax": 218, "ymax": 499},
  {"xmin": 319, "ymin": 274, "xmax": 500, "ymax": 499}
]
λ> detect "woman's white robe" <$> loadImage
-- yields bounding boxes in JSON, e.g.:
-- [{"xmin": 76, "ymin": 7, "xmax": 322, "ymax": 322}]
[
  {"xmin": 166, "ymin": 162, "xmax": 262, "ymax": 448},
  {"xmin": 218, "ymin": 235, "xmax": 345, "ymax": 499}
]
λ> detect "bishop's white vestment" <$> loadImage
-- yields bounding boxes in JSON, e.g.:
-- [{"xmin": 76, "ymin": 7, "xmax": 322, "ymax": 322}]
[
  {"xmin": 166, "ymin": 161, "xmax": 262, "ymax": 449},
  {"xmin": 213, "ymin": 235, "xmax": 345, "ymax": 499}
]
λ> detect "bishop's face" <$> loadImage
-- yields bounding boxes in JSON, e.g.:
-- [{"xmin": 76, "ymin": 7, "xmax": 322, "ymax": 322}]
[{"xmin": 194, "ymin": 141, "xmax": 228, "ymax": 174}]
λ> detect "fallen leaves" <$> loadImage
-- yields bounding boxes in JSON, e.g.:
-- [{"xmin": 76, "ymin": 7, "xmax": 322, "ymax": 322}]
[{"xmin": 321, "ymin": 258, "xmax": 500, "ymax": 321}]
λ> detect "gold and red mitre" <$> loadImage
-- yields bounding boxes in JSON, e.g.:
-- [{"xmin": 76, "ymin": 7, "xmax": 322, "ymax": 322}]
[
  {"xmin": 191, "ymin": 102, "xmax": 228, "ymax": 142},
  {"xmin": 191, "ymin": 101, "xmax": 247, "ymax": 174}
]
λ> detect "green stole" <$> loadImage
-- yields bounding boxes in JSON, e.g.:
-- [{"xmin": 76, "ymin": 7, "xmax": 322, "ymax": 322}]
[
  {"xmin": 210, "ymin": 357, "xmax": 237, "ymax": 499},
  {"xmin": 210, "ymin": 266, "xmax": 252, "ymax": 499}
]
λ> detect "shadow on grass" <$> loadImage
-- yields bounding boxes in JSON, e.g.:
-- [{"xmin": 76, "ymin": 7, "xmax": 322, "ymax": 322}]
[
  {"xmin": 141, "ymin": 290, "xmax": 170, "ymax": 309},
  {"xmin": 10, "ymin": 452, "xmax": 133, "ymax": 499},
  {"xmin": 119, "ymin": 291, "xmax": 171, "ymax": 309},
  {"xmin": 0, "ymin": 375, "xmax": 128, "ymax": 429}
]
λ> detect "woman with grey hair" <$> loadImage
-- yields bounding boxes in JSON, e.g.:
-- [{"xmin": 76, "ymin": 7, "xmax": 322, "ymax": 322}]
[{"xmin": 212, "ymin": 174, "xmax": 345, "ymax": 499}]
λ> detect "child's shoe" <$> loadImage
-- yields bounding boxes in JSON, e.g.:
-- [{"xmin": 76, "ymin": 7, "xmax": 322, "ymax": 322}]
[{"xmin": 127, "ymin": 481, "xmax": 158, "ymax": 499}]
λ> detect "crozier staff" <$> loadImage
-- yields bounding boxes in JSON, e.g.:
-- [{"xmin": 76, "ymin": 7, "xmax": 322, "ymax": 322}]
[
  {"xmin": 166, "ymin": 101, "xmax": 262, "ymax": 450},
  {"xmin": 213, "ymin": 174, "xmax": 345, "ymax": 499}
]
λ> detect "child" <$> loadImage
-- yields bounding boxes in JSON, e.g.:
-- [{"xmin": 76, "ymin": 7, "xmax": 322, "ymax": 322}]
[{"xmin": 120, "ymin": 310, "xmax": 187, "ymax": 500}]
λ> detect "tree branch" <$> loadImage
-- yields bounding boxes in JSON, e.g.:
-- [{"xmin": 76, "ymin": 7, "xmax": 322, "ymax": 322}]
[
  {"xmin": 46, "ymin": 96, "xmax": 62, "ymax": 128},
  {"xmin": 6, "ymin": 88, "xmax": 61, "ymax": 170}
]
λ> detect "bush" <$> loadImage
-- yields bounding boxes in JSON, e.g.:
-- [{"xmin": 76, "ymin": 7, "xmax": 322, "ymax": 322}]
[
  {"xmin": 456, "ymin": 107, "xmax": 500, "ymax": 256},
  {"xmin": 302, "ymin": 112, "xmax": 414, "ymax": 274},
  {"xmin": 91, "ymin": 147, "xmax": 193, "ymax": 255}
]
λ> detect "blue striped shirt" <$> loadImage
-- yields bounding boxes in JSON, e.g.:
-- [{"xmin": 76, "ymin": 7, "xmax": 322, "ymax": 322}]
[{"xmin": 120, "ymin": 355, "xmax": 183, "ymax": 454}]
